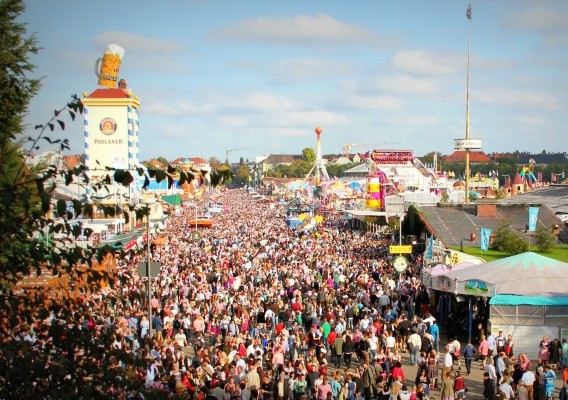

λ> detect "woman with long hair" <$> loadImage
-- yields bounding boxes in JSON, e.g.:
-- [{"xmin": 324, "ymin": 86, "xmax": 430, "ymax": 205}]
[
  {"xmin": 343, "ymin": 334, "xmax": 355, "ymax": 369},
  {"xmin": 439, "ymin": 369, "xmax": 455, "ymax": 400},
  {"xmin": 427, "ymin": 350, "xmax": 439, "ymax": 390}
]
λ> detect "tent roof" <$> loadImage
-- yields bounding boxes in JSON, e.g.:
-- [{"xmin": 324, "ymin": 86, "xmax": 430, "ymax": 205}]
[
  {"xmin": 429, "ymin": 262, "xmax": 475, "ymax": 277},
  {"xmin": 161, "ymin": 194, "xmax": 182, "ymax": 206},
  {"xmin": 443, "ymin": 252, "xmax": 568, "ymax": 297},
  {"xmin": 490, "ymin": 294, "xmax": 568, "ymax": 306}
]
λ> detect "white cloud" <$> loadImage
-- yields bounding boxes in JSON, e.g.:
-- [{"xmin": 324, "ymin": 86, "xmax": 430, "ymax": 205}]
[
  {"xmin": 341, "ymin": 94, "xmax": 404, "ymax": 111},
  {"xmin": 477, "ymin": 87, "xmax": 559, "ymax": 110},
  {"xmin": 271, "ymin": 59, "xmax": 354, "ymax": 83},
  {"xmin": 372, "ymin": 74, "xmax": 439, "ymax": 96},
  {"xmin": 390, "ymin": 49, "xmax": 461, "ymax": 75},
  {"xmin": 518, "ymin": 115, "xmax": 546, "ymax": 126},
  {"xmin": 92, "ymin": 32, "xmax": 187, "ymax": 74},
  {"xmin": 144, "ymin": 98, "xmax": 215, "ymax": 116},
  {"xmin": 508, "ymin": 5, "xmax": 568, "ymax": 32},
  {"xmin": 505, "ymin": 4, "xmax": 568, "ymax": 50},
  {"xmin": 208, "ymin": 13, "xmax": 384, "ymax": 48},
  {"xmin": 93, "ymin": 32, "xmax": 182, "ymax": 53},
  {"xmin": 212, "ymin": 91, "xmax": 301, "ymax": 113},
  {"xmin": 158, "ymin": 125, "xmax": 190, "ymax": 139},
  {"xmin": 219, "ymin": 116, "xmax": 248, "ymax": 127}
]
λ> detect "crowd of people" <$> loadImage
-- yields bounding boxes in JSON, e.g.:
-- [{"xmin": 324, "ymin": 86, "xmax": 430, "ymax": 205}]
[{"xmin": 1, "ymin": 188, "xmax": 566, "ymax": 400}]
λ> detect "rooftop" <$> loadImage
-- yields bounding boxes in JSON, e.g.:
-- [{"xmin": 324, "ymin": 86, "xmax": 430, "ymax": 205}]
[{"xmin": 419, "ymin": 201, "xmax": 568, "ymax": 247}]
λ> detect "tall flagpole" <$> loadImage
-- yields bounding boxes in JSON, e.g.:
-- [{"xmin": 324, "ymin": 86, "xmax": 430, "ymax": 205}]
[
  {"xmin": 465, "ymin": 4, "xmax": 472, "ymax": 204},
  {"xmin": 455, "ymin": 4, "xmax": 482, "ymax": 202}
]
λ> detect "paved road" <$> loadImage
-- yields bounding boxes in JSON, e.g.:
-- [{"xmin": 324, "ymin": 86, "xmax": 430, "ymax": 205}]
[
  {"xmin": 187, "ymin": 334, "xmax": 564, "ymax": 399},
  {"xmin": 328, "ymin": 339, "xmax": 565, "ymax": 400}
]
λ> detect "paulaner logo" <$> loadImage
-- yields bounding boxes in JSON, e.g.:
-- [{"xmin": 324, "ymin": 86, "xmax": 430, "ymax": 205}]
[{"xmin": 99, "ymin": 117, "xmax": 117, "ymax": 136}]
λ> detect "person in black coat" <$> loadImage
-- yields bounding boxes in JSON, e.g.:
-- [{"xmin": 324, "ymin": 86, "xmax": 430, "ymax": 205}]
[{"xmin": 483, "ymin": 372, "xmax": 496, "ymax": 400}]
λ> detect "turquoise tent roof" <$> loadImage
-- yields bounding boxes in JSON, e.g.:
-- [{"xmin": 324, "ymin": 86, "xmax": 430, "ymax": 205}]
[
  {"xmin": 490, "ymin": 294, "xmax": 568, "ymax": 306},
  {"xmin": 442, "ymin": 252, "xmax": 568, "ymax": 297},
  {"xmin": 161, "ymin": 194, "xmax": 182, "ymax": 206}
]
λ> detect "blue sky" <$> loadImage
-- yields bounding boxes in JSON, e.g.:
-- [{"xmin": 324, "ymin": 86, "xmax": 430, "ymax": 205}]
[{"xmin": 23, "ymin": 0, "xmax": 567, "ymax": 163}]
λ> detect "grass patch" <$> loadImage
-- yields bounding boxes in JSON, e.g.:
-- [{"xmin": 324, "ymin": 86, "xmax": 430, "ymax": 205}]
[{"xmin": 450, "ymin": 245, "xmax": 568, "ymax": 263}]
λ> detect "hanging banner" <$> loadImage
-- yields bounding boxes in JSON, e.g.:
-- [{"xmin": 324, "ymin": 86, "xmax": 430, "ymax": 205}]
[
  {"xmin": 480, "ymin": 227, "xmax": 492, "ymax": 251},
  {"xmin": 426, "ymin": 235, "xmax": 434, "ymax": 259},
  {"xmin": 528, "ymin": 206, "xmax": 540, "ymax": 232},
  {"xmin": 431, "ymin": 275, "xmax": 455, "ymax": 292},
  {"xmin": 461, "ymin": 279, "xmax": 494, "ymax": 297}
]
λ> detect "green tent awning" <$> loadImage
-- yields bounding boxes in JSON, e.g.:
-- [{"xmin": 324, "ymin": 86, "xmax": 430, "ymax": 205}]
[{"xmin": 161, "ymin": 194, "xmax": 182, "ymax": 206}]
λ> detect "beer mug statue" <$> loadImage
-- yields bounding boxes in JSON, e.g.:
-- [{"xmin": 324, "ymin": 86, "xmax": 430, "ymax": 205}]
[{"xmin": 94, "ymin": 44, "xmax": 125, "ymax": 88}]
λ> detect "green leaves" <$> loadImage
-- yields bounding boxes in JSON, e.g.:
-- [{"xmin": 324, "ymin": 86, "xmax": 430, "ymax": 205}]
[
  {"xmin": 56, "ymin": 199, "xmax": 66, "ymax": 216},
  {"xmin": 210, "ymin": 168, "xmax": 233, "ymax": 187},
  {"xmin": 113, "ymin": 169, "xmax": 134, "ymax": 187}
]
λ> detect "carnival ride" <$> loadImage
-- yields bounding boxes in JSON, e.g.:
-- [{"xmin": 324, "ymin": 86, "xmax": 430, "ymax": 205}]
[{"xmin": 520, "ymin": 158, "xmax": 538, "ymax": 184}]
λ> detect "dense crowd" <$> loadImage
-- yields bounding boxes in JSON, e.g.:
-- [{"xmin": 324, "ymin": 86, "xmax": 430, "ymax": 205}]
[{"xmin": 1, "ymin": 188, "xmax": 566, "ymax": 400}]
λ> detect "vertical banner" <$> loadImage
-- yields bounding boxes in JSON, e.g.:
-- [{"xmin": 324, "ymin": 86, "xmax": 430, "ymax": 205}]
[
  {"xmin": 426, "ymin": 235, "xmax": 434, "ymax": 259},
  {"xmin": 528, "ymin": 206, "xmax": 540, "ymax": 232},
  {"xmin": 480, "ymin": 227, "xmax": 491, "ymax": 251}
]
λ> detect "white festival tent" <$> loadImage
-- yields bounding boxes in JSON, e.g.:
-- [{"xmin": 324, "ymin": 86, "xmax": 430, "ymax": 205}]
[{"xmin": 438, "ymin": 252, "xmax": 568, "ymax": 359}]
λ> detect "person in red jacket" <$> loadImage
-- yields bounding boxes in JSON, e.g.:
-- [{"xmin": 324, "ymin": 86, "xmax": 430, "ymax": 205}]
[
  {"xmin": 391, "ymin": 361, "xmax": 406, "ymax": 381},
  {"xmin": 453, "ymin": 370, "xmax": 466, "ymax": 399}
]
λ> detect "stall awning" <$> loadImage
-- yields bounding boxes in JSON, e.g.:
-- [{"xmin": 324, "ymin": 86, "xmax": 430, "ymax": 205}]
[{"xmin": 161, "ymin": 194, "xmax": 182, "ymax": 206}]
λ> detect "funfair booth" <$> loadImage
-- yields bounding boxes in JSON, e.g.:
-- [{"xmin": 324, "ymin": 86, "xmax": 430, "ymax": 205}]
[{"xmin": 436, "ymin": 252, "xmax": 568, "ymax": 359}]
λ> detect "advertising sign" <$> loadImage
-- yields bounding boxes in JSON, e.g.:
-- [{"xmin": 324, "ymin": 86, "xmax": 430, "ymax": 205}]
[
  {"xmin": 390, "ymin": 245, "xmax": 412, "ymax": 254},
  {"xmin": 454, "ymin": 138, "xmax": 483, "ymax": 150}
]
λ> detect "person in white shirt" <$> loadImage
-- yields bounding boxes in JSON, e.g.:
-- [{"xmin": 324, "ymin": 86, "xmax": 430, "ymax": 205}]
[
  {"xmin": 335, "ymin": 319, "xmax": 346, "ymax": 335},
  {"xmin": 367, "ymin": 332, "xmax": 379, "ymax": 361},
  {"xmin": 385, "ymin": 331, "xmax": 396, "ymax": 351},
  {"xmin": 174, "ymin": 329, "xmax": 188, "ymax": 350},
  {"xmin": 451, "ymin": 338, "xmax": 462, "ymax": 370},
  {"xmin": 399, "ymin": 385, "xmax": 411, "ymax": 400},
  {"xmin": 498, "ymin": 378, "xmax": 515, "ymax": 399},
  {"xmin": 520, "ymin": 369, "xmax": 536, "ymax": 400},
  {"xmin": 444, "ymin": 345, "xmax": 454, "ymax": 370},
  {"xmin": 423, "ymin": 313, "xmax": 436, "ymax": 327},
  {"xmin": 485, "ymin": 358, "xmax": 498, "ymax": 382}
]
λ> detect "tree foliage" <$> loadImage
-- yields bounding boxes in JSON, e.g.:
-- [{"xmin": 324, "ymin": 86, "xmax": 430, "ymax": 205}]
[
  {"xmin": 233, "ymin": 160, "xmax": 250, "ymax": 184},
  {"xmin": 0, "ymin": 2, "xmax": 236, "ymax": 397},
  {"xmin": 533, "ymin": 225, "xmax": 556, "ymax": 252},
  {"xmin": 302, "ymin": 147, "xmax": 316, "ymax": 163},
  {"xmin": 491, "ymin": 218, "xmax": 528, "ymax": 255},
  {"xmin": 208, "ymin": 156, "xmax": 222, "ymax": 170}
]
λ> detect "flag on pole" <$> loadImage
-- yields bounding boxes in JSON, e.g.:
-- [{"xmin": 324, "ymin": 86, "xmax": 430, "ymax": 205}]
[
  {"xmin": 466, "ymin": 4, "xmax": 472, "ymax": 20},
  {"xmin": 480, "ymin": 227, "xmax": 491, "ymax": 251},
  {"xmin": 528, "ymin": 206, "xmax": 540, "ymax": 232},
  {"xmin": 426, "ymin": 235, "xmax": 434, "ymax": 259}
]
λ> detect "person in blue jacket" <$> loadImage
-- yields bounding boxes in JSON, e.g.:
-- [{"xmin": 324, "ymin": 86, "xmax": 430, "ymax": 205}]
[
  {"xmin": 429, "ymin": 320, "xmax": 440, "ymax": 353},
  {"xmin": 462, "ymin": 339, "xmax": 477, "ymax": 375}
]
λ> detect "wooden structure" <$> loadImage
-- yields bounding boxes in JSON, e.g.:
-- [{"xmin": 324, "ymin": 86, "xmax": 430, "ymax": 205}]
[{"xmin": 16, "ymin": 254, "xmax": 118, "ymax": 301}]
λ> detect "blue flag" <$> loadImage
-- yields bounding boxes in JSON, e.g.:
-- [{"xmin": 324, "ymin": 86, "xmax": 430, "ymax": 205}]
[
  {"xmin": 480, "ymin": 227, "xmax": 491, "ymax": 251},
  {"xmin": 426, "ymin": 235, "xmax": 434, "ymax": 259},
  {"xmin": 528, "ymin": 206, "xmax": 540, "ymax": 232}
]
